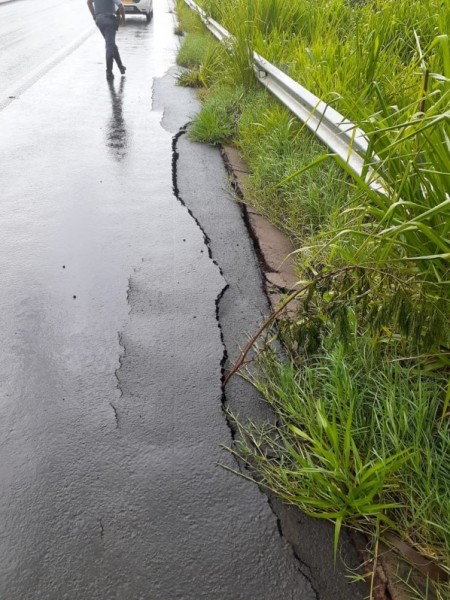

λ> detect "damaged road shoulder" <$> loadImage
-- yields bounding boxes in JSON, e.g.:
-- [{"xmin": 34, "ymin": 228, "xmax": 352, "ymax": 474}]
[
  {"xmin": 152, "ymin": 69, "xmax": 362, "ymax": 598},
  {"xmin": 172, "ymin": 121, "xmax": 366, "ymax": 600}
]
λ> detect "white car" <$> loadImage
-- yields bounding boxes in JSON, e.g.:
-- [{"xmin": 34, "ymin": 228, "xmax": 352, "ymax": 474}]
[{"xmin": 122, "ymin": 0, "xmax": 153, "ymax": 22}]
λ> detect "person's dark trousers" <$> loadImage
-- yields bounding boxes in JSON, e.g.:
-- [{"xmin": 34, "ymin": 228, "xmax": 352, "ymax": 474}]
[{"xmin": 95, "ymin": 13, "xmax": 124, "ymax": 75}]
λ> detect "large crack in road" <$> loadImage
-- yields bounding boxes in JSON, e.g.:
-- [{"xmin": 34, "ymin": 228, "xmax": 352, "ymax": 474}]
[
  {"xmin": 157, "ymin": 67, "xmax": 366, "ymax": 600},
  {"xmin": 172, "ymin": 125, "xmax": 236, "ymax": 441},
  {"xmin": 171, "ymin": 119, "xmax": 321, "ymax": 600}
]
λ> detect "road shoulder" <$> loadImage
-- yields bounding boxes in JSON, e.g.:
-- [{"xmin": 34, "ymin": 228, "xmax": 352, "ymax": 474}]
[{"xmin": 154, "ymin": 68, "xmax": 367, "ymax": 600}]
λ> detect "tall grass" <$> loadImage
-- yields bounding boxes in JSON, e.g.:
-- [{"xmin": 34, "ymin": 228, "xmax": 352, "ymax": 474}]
[
  {"xmin": 192, "ymin": 0, "xmax": 450, "ymax": 353},
  {"xmin": 188, "ymin": 0, "xmax": 450, "ymax": 267},
  {"xmin": 199, "ymin": 0, "xmax": 449, "ymax": 114},
  {"xmin": 188, "ymin": 84, "xmax": 245, "ymax": 143},
  {"xmin": 177, "ymin": 34, "xmax": 226, "ymax": 87},
  {"xmin": 176, "ymin": 0, "xmax": 204, "ymax": 34},
  {"xmin": 230, "ymin": 336, "xmax": 450, "ymax": 574},
  {"xmin": 237, "ymin": 101, "xmax": 354, "ymax": 239},
  {"xmin": 293, "ymin": 33, "xmax": 450, "ymax": 355}
]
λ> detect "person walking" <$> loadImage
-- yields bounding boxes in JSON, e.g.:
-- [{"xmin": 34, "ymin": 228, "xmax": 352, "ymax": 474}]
[{"xmin": 87, "ymin": 0, "xmax": 126, "ymax": 81}]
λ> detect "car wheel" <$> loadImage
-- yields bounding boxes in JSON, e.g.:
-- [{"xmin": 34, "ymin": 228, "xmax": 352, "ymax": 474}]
[{"xmin": 145, "ymin": 10, "xmax": 152, "ymax": 23}]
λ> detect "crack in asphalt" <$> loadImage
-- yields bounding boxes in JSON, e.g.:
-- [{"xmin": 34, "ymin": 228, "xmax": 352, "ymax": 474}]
[
  {"xmin": 224, "ymin": 163, "xmax": 279, "ymax": 310},
  {"xmin": 215, "ymin": 286, "xmax": 236, "ymax": 441},
  {"xmin": 268, "ymin": 497, "xmax": 320, "ymax": 600},
  {"xmin": 221, "ymin": 149, "xmax": 275, "ymax": 279},
  {"xmin": 99, "ymin": 518, "xmax": 105, "ymax": 540},
  {"xmin": 171, "ymin": 125, "xmax": 218, "ymax": 266},
  {"xmin": 111, "ymin": 329, "xmax": 127, "ymax": 428},
  {"xmin": 109, "ymin": 402, "xmax": 120, "ymax": 429},
  {"xmin": 172, "ymin": 124, "xmax": 321, "ymax": 599},
  {"xmin": 240, "ymin": 203, "xmax": 274, "ymax": 276},
  {"xmin": 110, "ymin": 272, "xmax": 135, "ymax": 430},
  {"xmin": 125, "ymin": 275, "xmax": 132, "ymax": 306},
  {"xmin": 115, "ymin": 331, "xmax": 126, "ymax": 400},
  {"xmin": 171, "ymin": 125, "xmax": 234, "ymax": 436},
  {"xmin": 219, "ymin": 149, "xmax": 323, "ymax": 596}
]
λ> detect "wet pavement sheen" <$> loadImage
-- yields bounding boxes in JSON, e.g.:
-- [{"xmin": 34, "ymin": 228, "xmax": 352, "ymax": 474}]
[{"xmin": 0, "ymin": 1, "xmax": 319, "ymax": 599}]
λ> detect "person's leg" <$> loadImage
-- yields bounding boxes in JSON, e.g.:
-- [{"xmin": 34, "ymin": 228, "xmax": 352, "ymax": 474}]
[
  {"xmin": 113, "ymin": 44, "xmax": 126, "ymax": 74},
  {"xmin": 96, "ymin": 15, "xmax": 117, "ymax": 79},
  {"xmin": 103, "ymin": 21, "xmax": 116, "ymax": 77},
  {"xmin": 111, "ymin": 16, "xmax": 126, "ymax": 74}
]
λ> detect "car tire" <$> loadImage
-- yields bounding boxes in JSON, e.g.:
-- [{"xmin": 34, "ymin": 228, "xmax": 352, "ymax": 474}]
[{"xmin": 145, "ymin": 10, "xmax": 152, "ymax": 23}]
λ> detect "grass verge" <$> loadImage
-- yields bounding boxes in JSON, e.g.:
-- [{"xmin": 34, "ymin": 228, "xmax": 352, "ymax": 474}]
[{"xmin": 229, "ymin": 333, "xmax": 450, "ymax": 595}]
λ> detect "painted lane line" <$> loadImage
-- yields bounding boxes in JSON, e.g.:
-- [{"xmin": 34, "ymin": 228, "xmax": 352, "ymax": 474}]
[{"xmin": 0, "ymin": 26, "xmax": 95, "ymax": 112}]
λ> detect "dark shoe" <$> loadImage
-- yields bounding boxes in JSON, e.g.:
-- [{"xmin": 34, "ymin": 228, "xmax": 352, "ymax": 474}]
[
  {"xmin": 106, "ymin": 70, "xmax": 114, "ymax": 82},
  {"xmin": 119, "ymin": 65, "xmax": 126, "ymax": 75}
]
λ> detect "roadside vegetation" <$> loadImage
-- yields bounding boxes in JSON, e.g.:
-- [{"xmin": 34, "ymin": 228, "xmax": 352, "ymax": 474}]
[{"xmin": 176, "ymin": 0, "xmax": 450, "ymax": 596}]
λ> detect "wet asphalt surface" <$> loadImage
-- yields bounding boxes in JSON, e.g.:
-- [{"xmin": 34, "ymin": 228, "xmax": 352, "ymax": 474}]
[{"xmin": 0, "ymin": 1, "xmax": 365, "ymax": 598}]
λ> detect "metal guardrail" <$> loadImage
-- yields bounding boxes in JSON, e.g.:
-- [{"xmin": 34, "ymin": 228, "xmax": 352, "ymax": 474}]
[
  {"xmin": 183, "ymin": 0, "xmax": 383, "ymax": 190},
  {"xmin": 184, "ymin": 0, "xmax": 232, "ymax": 46}
]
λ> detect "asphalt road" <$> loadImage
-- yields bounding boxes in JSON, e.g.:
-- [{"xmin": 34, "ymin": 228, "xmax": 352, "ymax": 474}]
[
  {"xmin": 0, "ymin": 1, "xmax": 364, "ymax": 599},
  {"xmin": 0, "ymin": 0, "xmax": 92, "ymax": 96}
]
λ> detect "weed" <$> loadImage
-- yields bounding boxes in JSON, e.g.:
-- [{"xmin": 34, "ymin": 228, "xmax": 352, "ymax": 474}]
[
  {"xmin": 237, "ymin": 100, "xmax": 354, "ymax": 240},
  {"xmin": 177, "ymin": 34, "xmax": 209, "ymax": 69},
  {"xmin": 229, "ymin": 335, "xmax": 450, "ymax": 573},
  {"xmin": 188, "ymin": 84, "xmax": 245, "ymax": 144},
  {"xmin": 175, "ymin": 0, "xmax": 204, "ymax": 34},
  {"xmin": 177, "ymin": 33, "xmax": 226, "ymax": 88}
]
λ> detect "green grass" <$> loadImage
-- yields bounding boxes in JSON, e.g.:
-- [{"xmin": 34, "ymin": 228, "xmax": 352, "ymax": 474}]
[
  {"xmin": 293, "ymin": 71, "xmax": 450, "ymax": 355},
  {"xmin": 175, "ymin": 0, "xmax": 204, "ymax": 34},
  {"xmin": 188, "ymin": 83, "xmax": 355, "ymax": 241},
  {"xmin": 199, "ymin": 0, "xmax": 448, "ymax": 115},
  {"xmin": 188, "ymin": 84, "xmax": 244, "ymax": 143},
  {"xmin": 230, "ymin": 335, "xmax": 450, "ymax": 579},
  {"xmin": 177, "ymin": 33, "xmax": 211, "ymax": 69},
  {"xmin": 177, "ymin": 34, "xmax": 225, "ymax": 87},
  {"xmin": 236, "ymin": 99, "xmax": 354, "ymax": 241},
  {"xmin": 180, "ymin": 0, "xmax": 450, "ymax": 353}
]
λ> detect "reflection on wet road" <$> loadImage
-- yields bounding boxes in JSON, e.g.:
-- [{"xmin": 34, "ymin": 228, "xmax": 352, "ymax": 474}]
[{"xmin": 107, "ymin": 78, "xmax": 128, "ymax": 161}]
